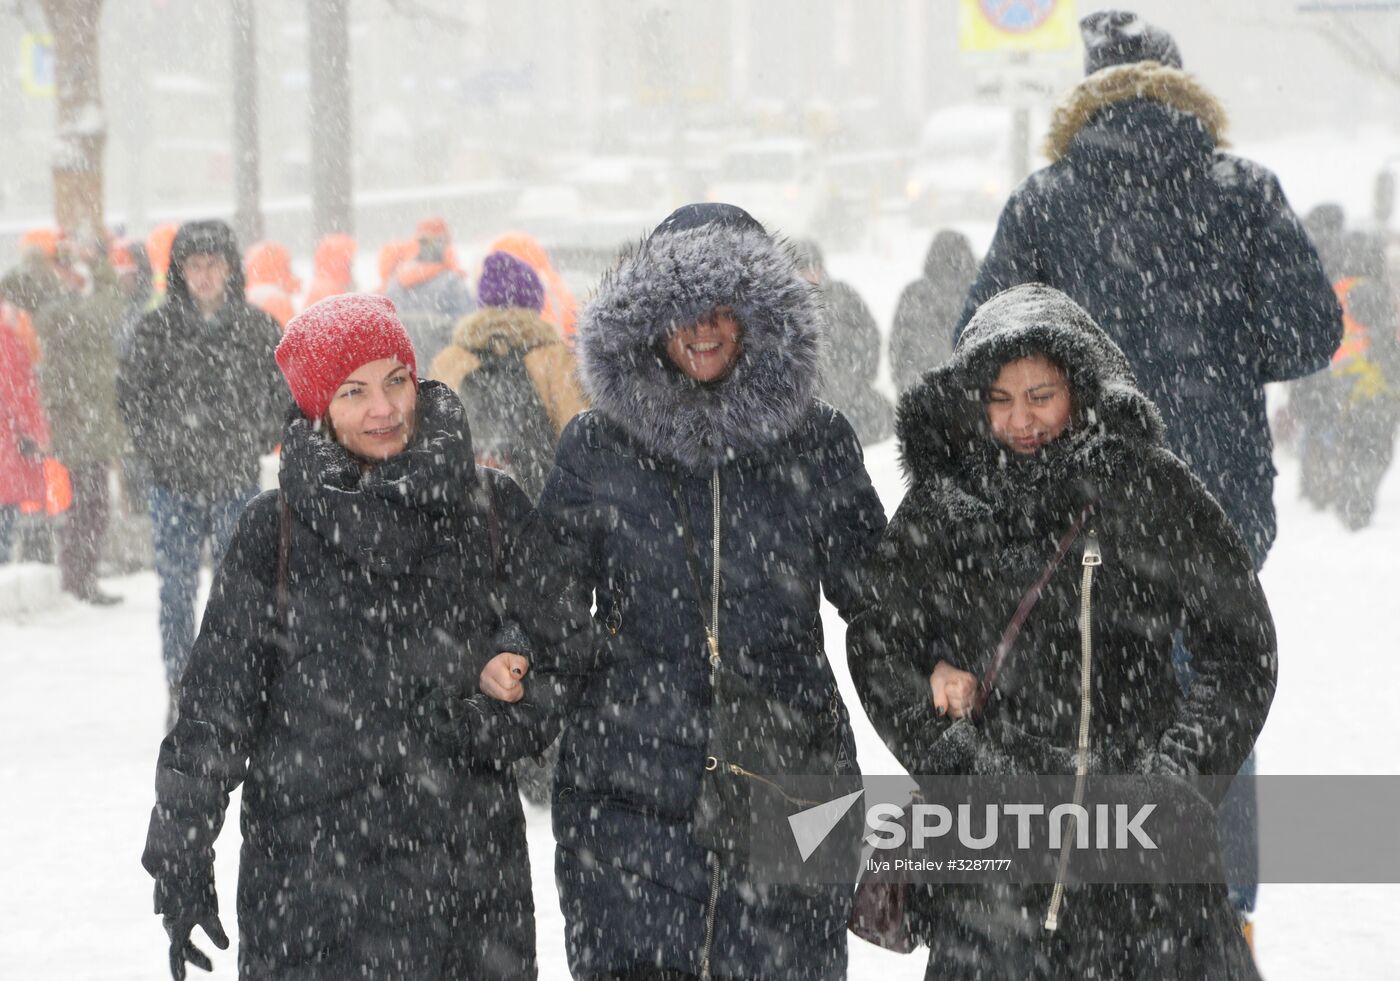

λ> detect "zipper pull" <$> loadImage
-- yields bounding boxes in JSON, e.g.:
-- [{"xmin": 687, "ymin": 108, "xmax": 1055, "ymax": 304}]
[
  {"xmin": 1082, "ymin": 530, "xmax": 1101, "ymax": 567},
  {"xmin": 706, "ymin": 633, "xmax": 720, "ymax": 666}
]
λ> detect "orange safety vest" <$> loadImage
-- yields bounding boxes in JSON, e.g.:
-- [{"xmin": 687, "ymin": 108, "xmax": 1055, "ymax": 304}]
[{"xmin": 1331, "ymin": 276, "xmax": 1372, "ymax": 367}]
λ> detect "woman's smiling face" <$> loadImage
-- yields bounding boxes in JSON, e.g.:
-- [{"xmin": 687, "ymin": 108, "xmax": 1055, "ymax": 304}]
[
  {"xmin": 985, "ymin": 354, "xmax": 1073, "ymax": 454},
  {"xmin": 325, "ymin": 358, "xmax": 417, "ymax": 461},
  {"xmin": 665, "ymin": 307, "xmax": 744, "ymax": 383}
]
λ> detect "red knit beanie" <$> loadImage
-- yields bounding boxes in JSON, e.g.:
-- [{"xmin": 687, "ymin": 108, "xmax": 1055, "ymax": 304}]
[{"xmin": 276, "ymin": 293, "xmax": 418, "ymax": 420}]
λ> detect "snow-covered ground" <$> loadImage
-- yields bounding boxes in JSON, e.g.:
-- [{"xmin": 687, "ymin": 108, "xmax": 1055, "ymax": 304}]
[{"xmin": 3, "ymin": 239, "xmax": 1397, "ymax": 977}]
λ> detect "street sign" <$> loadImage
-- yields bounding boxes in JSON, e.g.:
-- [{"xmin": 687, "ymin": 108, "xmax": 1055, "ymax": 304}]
[
  {"xmin": 21, "ymin": 33, "xmax": 54, "ymax": 98},
  {"xmin": 960, "ymin": 0, "xmax": 1078, "ymax": 52}
]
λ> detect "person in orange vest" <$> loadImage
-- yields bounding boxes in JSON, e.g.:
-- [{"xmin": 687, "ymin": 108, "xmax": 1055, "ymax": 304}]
[
  {"xmin": 385, "ymin": 217, "xmax": 473, "ymax": 362},
  {"xmin": 376, "ymin": 239, "xmax": 418, "ymax": 293},
  {"xmin": 146, "ymin": 223, "xmax": 180, "ymax": 299},
  {"xmin": 1297, "ymin": 224, "xmax": 1399, "ymax": 529},
  {"xmin": 488, "ymin": 231, "xmax": 579, "ymax": 341},
  {"xmin": 303, "ymin": 233, "xmax": 357, "ymax": 307},
  {"xmin": 244, "ymin": 240, "xmax": 301, "ymax": 330}
]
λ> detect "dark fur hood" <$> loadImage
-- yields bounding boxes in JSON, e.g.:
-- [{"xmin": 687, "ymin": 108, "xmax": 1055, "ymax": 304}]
[
  {"xmin": 897, "ymin": 284, "xmax": 1166, "ymax": 517},
  {"xmin": 1044, "ymin": 60, "xmax": 1228, "ymax": 163},
  {"xmin": 577, "ymin": 219, "xmax": 822, "ymax": 471}
]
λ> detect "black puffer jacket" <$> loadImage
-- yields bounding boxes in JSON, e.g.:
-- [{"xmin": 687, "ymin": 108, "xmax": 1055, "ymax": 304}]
[
  {"xmin": 850, "ymin": 284, "xmax": 1275, "ymax": 979},
  {"xmin": 142, "ymin": 382, "xmax": 582, "ymax": 980},
  {"xmin": 958, "ymin": 62, "xmax": 1341, "ymax": 562},
  {"xmin": 539, "ymin": 205, "xmax": 887, "ymax": 980},
  {"xmin": 118, "ymin": 220, "xmax": 285, "ymax": 497}
]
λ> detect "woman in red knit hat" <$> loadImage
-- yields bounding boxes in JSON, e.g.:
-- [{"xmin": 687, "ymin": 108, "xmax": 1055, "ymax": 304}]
[{"xmin": 142, "ymin": 293, "xmax": 586, "ymax": 979}]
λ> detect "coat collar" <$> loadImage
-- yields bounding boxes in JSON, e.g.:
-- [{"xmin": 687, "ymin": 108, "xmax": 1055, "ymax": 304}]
[{"xmin": 1043, "ymin": 60, "xmax": 1229, "ymax": 162}]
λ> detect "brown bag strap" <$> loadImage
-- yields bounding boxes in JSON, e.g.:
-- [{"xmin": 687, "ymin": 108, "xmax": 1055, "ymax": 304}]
[{"xmin": 974, "ymin": 500, "xmax": 1097, "ymax": 715}]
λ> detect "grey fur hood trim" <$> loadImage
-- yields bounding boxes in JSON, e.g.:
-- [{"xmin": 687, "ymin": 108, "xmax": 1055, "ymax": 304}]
[
  {"xmin": 577, "ymin": 220, "xmax": 822, "ymax": 470},
  {"xmin": 1044, "ymin": 60, "xmax": 1228, "ymax": 161},
  {"xmin": 897, "ymin": 284, "xmax": 1165, "ymax": 499}
]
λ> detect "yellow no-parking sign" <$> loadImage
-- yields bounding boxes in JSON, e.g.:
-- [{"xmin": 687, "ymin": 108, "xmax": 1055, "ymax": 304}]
[
  {"xmin": 959, "ymin": 0, "xmax": 1078, "ymax": 52},
  {"xmin": 21, "ymin": 33, "xmax": 55, "ymax": 97}
]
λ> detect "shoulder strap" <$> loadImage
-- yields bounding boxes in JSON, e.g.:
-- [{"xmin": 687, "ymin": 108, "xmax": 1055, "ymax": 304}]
[{"xmin": 974, "ymin": 499, "xmax": 1097, "ymax": 715}]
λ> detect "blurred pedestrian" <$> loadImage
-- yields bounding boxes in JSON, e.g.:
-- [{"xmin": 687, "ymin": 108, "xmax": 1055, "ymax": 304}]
[
  {"xmin": 0, "ymin": 313, "xmax": 48, "ymax": 563},
  {"xmin": 386, "ymin": 216, "xmax": 474, "ymax": 362},
  {"xmin": 303, "ymin": 232, "xmax": 357, "ymax": 307},
  {"xmin": 889, "ymin": 229, "xmax": 977, "ymax": 393},
  {"xmin": 489, "ymin": 231, "xmax": 579, "ymax": 341},
  {"xmin": 32, "ymin": 235, "xmax": 129, "ymax": 604},
  {"xmin": 244, "ymin": 239, "xmax": 301, "ymax": 330},
  {"xmin": 795, "ymin": 238, "xmax": 895, "ymax": 445},
  {"xmin": 117, "ymin": 219, "xmax": 285, "ymax": 711},
  {"xmin": 429, "ymin": 250, "xmax": 586, "ymax": 503}
]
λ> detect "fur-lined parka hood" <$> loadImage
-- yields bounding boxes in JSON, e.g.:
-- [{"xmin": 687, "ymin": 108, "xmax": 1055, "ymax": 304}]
[
  {"xmin": 1044, "ymin": 60, "xmax": 1228, "ymax": 163},
  {"xmin": 897, "ymin": 284, "xmax": 1166, "ymax": 512},
  {"xmin": 578, "ymin": 211, "xmax": 821, "ymax": 471},
  {"xmin": 452, "ymin": 305, "xmax": 560, "ymax": 354}
]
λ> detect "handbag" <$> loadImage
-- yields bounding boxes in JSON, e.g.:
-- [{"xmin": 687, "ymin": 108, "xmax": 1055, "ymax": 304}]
[{"xmin": 847, "ymin": 500, "xmax": 1097, "ymax": 952}]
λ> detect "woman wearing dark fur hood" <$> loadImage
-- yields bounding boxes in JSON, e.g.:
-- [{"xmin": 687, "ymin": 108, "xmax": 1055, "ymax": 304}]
[
  {"xmin": 848, "ymin": 284, "xmax": 1275, "ymax": 978},
  {"xmin": 538, "ymin": 203, "xmax": 886, "ymax": 980}
]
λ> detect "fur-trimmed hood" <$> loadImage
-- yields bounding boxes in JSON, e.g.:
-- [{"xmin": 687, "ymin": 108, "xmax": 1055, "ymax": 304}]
[
  {"xmin": 578, "ymin": 213, "xmax": 822, "ymax": 471},
  {"xmin": 1044, "ymin": 60, "xmax": 1229, "ymax": 162},
  {"xmin": 452, "ymin": 305, "xmax": 560, "ymax": 354},
  {"xmin": 897, "ymin": 284, "xmax": 1165, "ymax": 513}
]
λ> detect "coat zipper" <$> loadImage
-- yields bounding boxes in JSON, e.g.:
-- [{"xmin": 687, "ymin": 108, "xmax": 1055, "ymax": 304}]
[
  {"xmin": 1044, "ymin": 529, "xmax": 1101, "ymax": 932},
  {"xmin": 699, "ymin": 466, "xmax": 721, "ymax": 981}
]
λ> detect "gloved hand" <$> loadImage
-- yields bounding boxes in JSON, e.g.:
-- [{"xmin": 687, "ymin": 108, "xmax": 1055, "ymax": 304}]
[{"xmin": 163, "ymin": 911, "xmax": 228, "ymax": 980}]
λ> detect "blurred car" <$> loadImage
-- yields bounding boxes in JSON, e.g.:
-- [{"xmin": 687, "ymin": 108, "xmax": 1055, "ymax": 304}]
[
  {"xmin": 705, "ymin": 138, "xmax": 838, "ymax": 238},
  {"xmin": 905, "ymin": 104, "xmax": 1048, "ymax": 226}
]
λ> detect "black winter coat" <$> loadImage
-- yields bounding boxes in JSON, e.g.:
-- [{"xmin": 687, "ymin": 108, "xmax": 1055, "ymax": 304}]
[
  {"xmin": 541, "ymin": 209, "xmax": 887, "ymax": 980},
  {"xmin": 816, "ymin": 278, "xmax": 895, "ymax": 445},
  {"xmin": 142, "ymin": 382, "xmax": 582, "ymax": 980},
  {"xmin": 958, "ymin": 62, "xmax": 1342, "ymax": 562},
  {"xmin": 851, "ymin": 285, "xmax": 1275, "ymax": 979},
  {"xmin": 118, "ymin": 220, "xmax": 285, "ymax": 497}
]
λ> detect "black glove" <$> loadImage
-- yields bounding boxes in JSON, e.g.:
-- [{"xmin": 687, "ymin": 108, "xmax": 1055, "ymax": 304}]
[
  {"xmin": 976, "ymin": 719, "xmax": 1121, "ymax": 776},
  {"xmin": 162, "ymin": 911, "xmax": 228, "ymax": 980},
  {"xmin": 17, "ymin": 436, "xmax": 41, "ymax": 460}
]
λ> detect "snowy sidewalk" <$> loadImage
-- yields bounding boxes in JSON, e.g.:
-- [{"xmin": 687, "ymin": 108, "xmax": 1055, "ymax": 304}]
[{"xmin": 1, "ymin": 441, "xmax": 1397, "ymax": 978}]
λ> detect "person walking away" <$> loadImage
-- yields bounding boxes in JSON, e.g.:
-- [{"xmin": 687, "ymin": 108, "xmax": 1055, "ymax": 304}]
[
  {"xmin": 386, "ymin": 217, "xmax": 474, "ymax": 362},
  {"xmin": 889, "ymin": 229, "xmax": 977, "ymax": 393},
  {"xmin": 489, "ymin": 231, "xmax": 580, "ymax": 341},
  {"xmin": 429, "ymin": 249, "xmax": 586, "ymax": 502},
  {"xmin": 243, "ymin": 239, "xmax": 301, "ymax": 331},
  {"xmin": 117, "ymin": 219, "xmax": 285, "ymax": 714},
  {"xmin": 32, "ymin": 235, "xmax": 130, "ymax": 604},
  {"xmin": 303, "ymin": 232, "xmax": 357, "ymax": 307},
  {"xmin": 429, "ymin": 249, "xmax": 588, "ymax": 805},
  {"xmin": 142, "ymin": 293, "xmax": 588, "ymax": 979},
  {"xmin": 956, "ymin": 10, "xmax": 1341, "ymax": 937},
  {"xmin": 795, "ymin": 239, "xmax": 895, "ymax": 446},
  {"xmin": 539, "ymin": 203, "xmax": 886, "ymax": 980}
]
